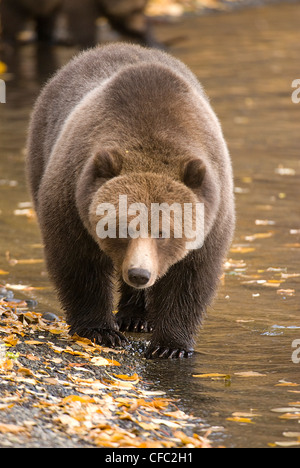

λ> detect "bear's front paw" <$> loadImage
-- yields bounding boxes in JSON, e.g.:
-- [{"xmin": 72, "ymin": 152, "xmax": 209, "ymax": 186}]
[
  {"xmin": 144, "ymin": 345, "xmax": 194, "ymax": 359},
  {"xmin": 76, "ymin": 327, "xmax": 128, "ymax": 348},
  {"xmin": 116, "ymin": 314, "xmax": 153, "ymax": 333}
]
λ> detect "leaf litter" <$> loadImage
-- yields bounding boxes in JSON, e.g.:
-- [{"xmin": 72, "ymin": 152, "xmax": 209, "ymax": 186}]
[{"xmin": 0, "ymin": 290, "xmax": 212, "ymax": 448}]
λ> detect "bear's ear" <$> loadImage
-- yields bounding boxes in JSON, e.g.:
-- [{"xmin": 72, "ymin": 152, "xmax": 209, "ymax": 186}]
[
  {"xmin": 182, "ymin": 159, "xmax": 206, "ymax": 189},
  {"xmin": 94, "ymin": 150, "xmax": 123, "ymax": 180}
]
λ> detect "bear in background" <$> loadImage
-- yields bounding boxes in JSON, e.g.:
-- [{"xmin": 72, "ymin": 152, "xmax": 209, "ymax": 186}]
[
  {"xmin": 63, "ymin": 0, "xmax": 158, "ymax": 48},
  {"xmin": 26, "ymin": 44, "xmax": 235, "ymax": 359},
  {"xmin": 0, "ymin": 0, "xmax": 158, "ymax": 48},
  {"xmin": 0, "ymin": 0, "xmax": 62, "ymax": 43}
]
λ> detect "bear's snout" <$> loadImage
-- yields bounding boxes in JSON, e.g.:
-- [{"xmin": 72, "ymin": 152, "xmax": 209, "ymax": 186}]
[
  {"xmin": 122, "ymin": 238, "xmax": 158, "ymax": 289},
  {"xmin": 128, "ymin": 268, "xmax": 151, "ymax": 287}
]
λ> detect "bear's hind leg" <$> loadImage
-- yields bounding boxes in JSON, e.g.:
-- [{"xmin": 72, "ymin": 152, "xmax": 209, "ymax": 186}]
[{"xmin": 116, "ymin": 281, "xmax": 153, "ymax": 333}]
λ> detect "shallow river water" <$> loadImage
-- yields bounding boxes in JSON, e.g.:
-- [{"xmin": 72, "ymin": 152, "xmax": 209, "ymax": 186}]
[{"xmin": 0, "ymin": 2, "xmax": 300, "ymax": 448}]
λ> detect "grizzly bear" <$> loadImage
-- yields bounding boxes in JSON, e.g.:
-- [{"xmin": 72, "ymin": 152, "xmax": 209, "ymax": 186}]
[
  {"xmin": 1, "ymin": 0, "xmax": 156, "ymax": 48},
  {"xmin": 63, "ymin": 0, "xmax": 157, "ymax": 48},
  {"xmin": 26, "ymin": 44, "xmax": 235, "ymax": 359},
  {"xmin": 0, "ymin": 0, "xmax": 62, "ymax": 43}
]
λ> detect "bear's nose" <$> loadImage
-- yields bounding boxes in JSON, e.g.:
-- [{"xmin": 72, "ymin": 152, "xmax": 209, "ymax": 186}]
[{"xmin": 128, "ymin": 268, "xmax": 151, "ymax": 287}]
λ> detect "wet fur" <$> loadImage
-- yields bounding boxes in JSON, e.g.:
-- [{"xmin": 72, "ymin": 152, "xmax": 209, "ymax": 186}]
[{"xmin": 26, "ymin": 44, "xmax": 235, "ymax": 358}]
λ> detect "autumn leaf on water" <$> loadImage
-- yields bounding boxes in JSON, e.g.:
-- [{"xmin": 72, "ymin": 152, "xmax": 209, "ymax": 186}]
[
  {"xmin": 234, "ymin": 371, "xmax": 267, "ymax": 377},
  {"xmin": 244, "ymin": 232, "xmax": 274, "ymax": 242},
  {"xmin": 112, "ymin": 373, "xmax": 139, "ymax": 382},
  {"xmin": 5, "ymin": 251, "xmax": 44, "ymax": 266},
  {"xmin": 230, "ymin": 246, "xmax": 256, "ymax": 254},
  {"xmin": 227, "ymin": 417, "xmax": 254, "ymax": 424},
  {"xmin": 276, "ymin": 380, "xmax": 300, "ymax": 387},
  {"xmin": 193, "ymin": 373, "xmax": 231, "ymax": 381},
  {"xmin": 277, "ymin": 289, "xmax": 295, "ymax": 296}
]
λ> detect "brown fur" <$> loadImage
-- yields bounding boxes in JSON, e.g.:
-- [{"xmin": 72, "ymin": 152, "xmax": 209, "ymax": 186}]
[{"xmin": 26, "ymin": 43, "xmax": 235, "ymax": 358}]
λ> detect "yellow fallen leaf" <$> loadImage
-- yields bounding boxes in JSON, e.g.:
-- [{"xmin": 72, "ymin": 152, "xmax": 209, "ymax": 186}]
[
  {"xmin": 283, "ymin": 432, "xmax": 300, "ymax": 437},
  {"xmin": 271, "ymin": 407, "xmax": 300, "ymax": 413},
  {"xmin": 56, "ymin": 414, "xmax": 80, "ymax": 428},
  {"xmin": 234, "ymin": 371, "xmax": 267, "ymax": 377},
  {"xmin": 0, "ymin": 270, "xmax": 9, "ymax": 275},
  {"xmin": 13, "ymin": 208, "xmax": 35, "ymax": 218},
  {"xmin": 276, "ymin": 381, "xmax": 299, "ymax": 387},
  {"xmin": 227, "ymin": 417, "xmax": 254, "ymax": 424},
  {"xmin": 232, "ymin": 411, "xmax": 261, "ymax": 418},
  {"xmin": 62, "ymin": 395, "xmax": 95, "ymax": 405},
  {"xmin": 193, "ymin": 373, "xmax": 231, "ymax": 379},
  {"xmin": 0, "ymin": 423, "xmax": 26, "ymax": 434},
  {"xmin": 17, "ymin": 367, "xmax": 35, "ymax": 377},
  {"xmin": 138, "ymin": 421, "xmax": 160, "ymax": 430},
  {"xmin": 44, "ymin": 377, "xmax": 60, "ymax": 385},
  {"xmin": 173, "ymin": 430, "xmax": 210, "ymax": 448},
  {"xmin": 279, "ymin": 413, "xmax": 300, "ymax": 420},
  {"xmin": 48, "ymin": 328, "xmax": 66, "ymax": 335},
  {"xmin": 112, "ymin": 373, "xmax": 139, "ymax": 382},
  {"xmin": 0, "ymin": 403, "xmax": 15, "ymax": 411},
  {"xmin": 152, "ymin": 418, "xmax": 181, "ymax": 428},
  {"xmin": 245, "ymin": 232, "xmax": 274, "ymax": 242},
  {"xmin": 230, "ymin": 247, "xmax": 255, "ymax": 254},
  {"xmin": 277, "ymin": 289, "xmax": 295, "ymax": 296},
  {"xmin": 263, "ymin": 281, "xmax": 282, "ymax": 288},
  {"xmin": 3, "ymin": 334, "xmax": 19, "ymax": 346},
  {"xmin": 106, "ymin": 359, "xmax": 121, "ymax": 366},
  {"xmin": 63, "ymin": 347, "xmax": 90, "ymax": 358},
  {"xmin": 90, "ymin": 356, "xmax": 112, "ymax": 366},
  {"xmin": 274, "ymin": 441, "xmax": 300, "ymax": 447},
  {"xmin": 0, "ymin": 61, "xmax": 7, "ymax": 74},
  {"xmin": 164, "ymin": 410, "xmax": 191, "ymax": 419},
  {"xmin": 0, "ymin": 359, "xmax": 14, "ymax": 371},
  {"xmin": 12, "ymin": 259, "xmax": 44, "ymax": 265}
]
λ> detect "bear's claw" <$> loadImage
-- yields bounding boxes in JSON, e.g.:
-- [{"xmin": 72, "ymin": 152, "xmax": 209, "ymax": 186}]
[
  {"xmin": 76, "ymin": 328, "xmax": 128, "ymax": 348},
  {"xmin": 145, "ymin": 345, "xmax": 194, "ymax": 360},
  {"xmin": 117, "ymin": 316, "xmax": 153, "ymax": 333}
]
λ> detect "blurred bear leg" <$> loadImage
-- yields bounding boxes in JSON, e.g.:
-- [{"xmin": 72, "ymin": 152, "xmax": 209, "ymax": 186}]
[
  {"xmin": 64, "ymin": 0, "xmax": 98, "ymax": 48},
  {"xmin": 0, "ymin": 0, "xmax": 26, "ymax": 43}
]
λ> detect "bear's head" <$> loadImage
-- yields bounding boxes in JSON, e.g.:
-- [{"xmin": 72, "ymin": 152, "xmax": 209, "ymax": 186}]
[{"xmin": 77, "ymin": 149, "xmax": 208, "ymax": 289}]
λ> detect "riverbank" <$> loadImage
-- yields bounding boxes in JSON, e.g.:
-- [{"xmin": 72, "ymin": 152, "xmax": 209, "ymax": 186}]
[{"xmin": 0, "ymin": 289, "xmax": 212, "ymax": 448}]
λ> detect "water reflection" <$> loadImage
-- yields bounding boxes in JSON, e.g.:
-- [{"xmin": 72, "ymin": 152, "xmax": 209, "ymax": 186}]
[{"xmin": 0, "ymin": 2, "xmax": 300, "ymax": 448}]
